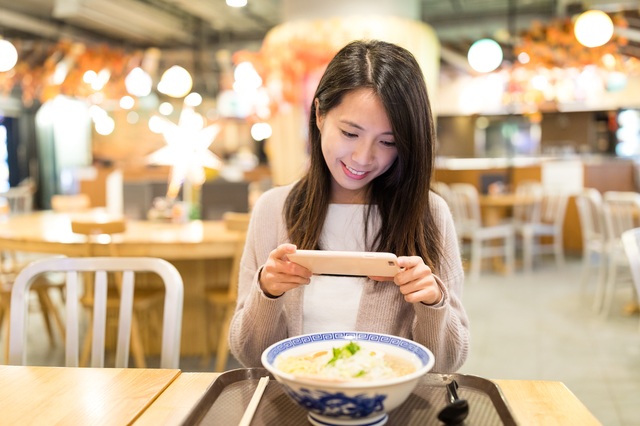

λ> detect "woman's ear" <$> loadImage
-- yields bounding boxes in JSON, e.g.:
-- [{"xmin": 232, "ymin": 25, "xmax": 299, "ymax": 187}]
[{"xmin": 314, "ymin": 98, "xmax": 323, "ymax": 131}]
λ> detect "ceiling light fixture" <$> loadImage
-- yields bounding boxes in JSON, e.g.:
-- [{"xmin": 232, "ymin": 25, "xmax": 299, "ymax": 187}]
[
  {"xmin": 226, "ymin": 0, "xmax": 247, "ymax": 7},
  {"xmin": 0, "ymin": 39, "xmax": 18, "ymax": 72},
  {"xmin": 468, "ymin": 39, "xmax": 503, "ymax": 73},
  {"xmin": 574, "ymin": 10, "xmax": 613, "ymax": 48},
  {"xmin": 158, "ymin": 66, "xmax": 192, "ymax": 98}
]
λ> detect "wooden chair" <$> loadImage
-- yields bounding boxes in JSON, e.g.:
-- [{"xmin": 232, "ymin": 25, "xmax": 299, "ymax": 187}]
[
  {"xmin": 8, "ymin": 257, "xmax": 183, "ymax": 368},
  {"xmin": 575, "ymin": 189, "xmax": 607, "ymax": 298},
  {"xmin": 431, "ymin": 181, "xmax": 452, "ymax": 206},
  {"xmin": 71, "ymin": 219, "xmax": 164, "ymax": 368},
  {"xmin": 0, "ymin": 182, "xmax": 67, "ymax": 362},
  {"xmin": 598, "ymin": 192, "xmax": 640, "ymax": 318},
  {"xmin": 449, "ymin": 183, "xmax": 515, "ymax": 283},
  {"xmin": 520, "ymin": 190, "xmax": 569, "ymax": 272},
  {"xmin": 51, "ymin": 194, "xmax": 91, "ymax": 212},
  {"xmin": 0, "ymin": 251, "xmax": 66, "ymax": 363},
  {"xmin": 205, "ymin": 212, "xmax": 250, "ymax": 371},
  {"xmin": 621, "ymin": 228, "xmax": 640, "ymax": 332}
]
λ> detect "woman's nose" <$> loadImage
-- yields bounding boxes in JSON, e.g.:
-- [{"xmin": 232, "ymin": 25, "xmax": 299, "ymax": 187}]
[{"xmin": 351, "ymin": 140, "xmax": 375, "ymax": 166}]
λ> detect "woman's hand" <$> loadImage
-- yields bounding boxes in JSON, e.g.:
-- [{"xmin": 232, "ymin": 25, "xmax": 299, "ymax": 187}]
[
  {"xmin": 369, "ymin": 256, "xmax": 442, "ymax": 305},
  {"xmin": 259, "ymin": 244, "xmax": 312, "ymax": 297}
]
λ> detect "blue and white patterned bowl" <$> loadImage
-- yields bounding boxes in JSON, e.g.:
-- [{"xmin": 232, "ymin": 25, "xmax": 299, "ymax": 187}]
[{"xmin": 261, "ymin": 332, "xmax": 435, "ymax": 426}]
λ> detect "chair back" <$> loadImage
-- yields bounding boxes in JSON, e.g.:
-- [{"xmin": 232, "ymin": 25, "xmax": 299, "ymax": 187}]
[
  {"xmin": 51, "ymin": 194, "xmax": 91, "ymax": 212},
  {"xmin": 449, "ymin": 183, "xmax": 482, "ymax": 230},
  {"xmin": 513, "ymin": 180, "xmax": 543, "ymax": 223},
  {"xmin": 575, "ymin": 188, "xmax": 606, "ymax": 244},
  {"xmin": 622, "ymin": 228, "xmax": 640, "ymax": 307},
  {"xmin": 9, "ymin": 257, "xmax": 183, "ymax": 369},
  {"xmin": 431, "ymin": 181, "xmax": 452, "ymax": 205},
  {"xmin": 539, "ymin": 191, "xmax": 569, "ymax": 230},
  {"xmin": 223, "ymin": 212, "xmax": 251, "ymax": 300},
  {"xmin": 602, "ymin": 191, "xmax": 640, "ymax": 243}
]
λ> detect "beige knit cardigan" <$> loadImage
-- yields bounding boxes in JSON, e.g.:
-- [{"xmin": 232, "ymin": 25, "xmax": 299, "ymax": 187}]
[{"xmin": 229, "ymin": 183, "xmax": 470, "ymax": 373}]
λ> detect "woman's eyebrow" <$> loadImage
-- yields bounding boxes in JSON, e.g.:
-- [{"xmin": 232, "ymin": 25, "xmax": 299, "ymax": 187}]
[{"xmin": 340, "ymin": 120, "xmax": 394, "ymax": 135}]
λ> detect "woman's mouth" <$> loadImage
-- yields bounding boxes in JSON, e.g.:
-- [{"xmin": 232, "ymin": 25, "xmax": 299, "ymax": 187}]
[{"xmin": 341, "ymin": 162, "xmax": 369, "ymax": 180}]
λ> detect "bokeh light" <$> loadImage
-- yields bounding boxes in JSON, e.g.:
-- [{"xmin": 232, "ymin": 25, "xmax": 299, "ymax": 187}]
[
  {"xmin": 0, "ymin": 40, "xmax": 18, "ymax": 72},
  {"xmin": 468, "ymin": 39, "xmax": 503, "ymax": 73},
  {"xmin": 157, "ymin": 66, "xmax": 192, "ymax": 98},
  {"xmin": 574, "ymin": 10, "xmax": 613, "ymax": 48}
]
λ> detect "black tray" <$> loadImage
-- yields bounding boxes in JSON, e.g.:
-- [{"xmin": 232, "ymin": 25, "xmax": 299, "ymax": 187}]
[{"xmin": 180, "ymin": 368, "xmax": 519, "ymax": 425}]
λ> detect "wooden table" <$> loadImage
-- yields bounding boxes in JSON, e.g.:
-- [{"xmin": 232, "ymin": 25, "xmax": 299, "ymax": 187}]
[
  {"xmin": 479, "ymin": 194, "xmax": 536, "ymax": 227},
  {"xmin": 0, "ymin": 210, "xmax": 243, "ymax": 356},
  {"xmin": 0, "ymin": 365, "xmax": 180, "ymax": 425},
  {"xmin": 0, "ymin": 366, "xmax": 601, "ymax": 426},
  {"xmin": 134, "ymin": 373, "xmax": 602, "ymax": 426}
]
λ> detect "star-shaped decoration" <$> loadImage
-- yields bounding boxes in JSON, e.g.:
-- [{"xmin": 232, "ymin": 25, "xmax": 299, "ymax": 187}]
[{"xmin": 147, "ymin": 105, "xmax": 223, "ymax": 199}]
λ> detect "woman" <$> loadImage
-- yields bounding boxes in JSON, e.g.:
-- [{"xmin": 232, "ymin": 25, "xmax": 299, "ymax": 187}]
[{"xmin": 229, "ymin": 40, "xmax": 469, "ymax": 372}]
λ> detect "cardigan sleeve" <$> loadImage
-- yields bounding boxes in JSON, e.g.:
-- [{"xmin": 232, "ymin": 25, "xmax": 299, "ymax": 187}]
[
  {"xmin": 228, "ymin": 187, "xmax": 292, "ymax": 367},
  {"xmin": 411, "ymin": 194, "xmax": 470, "ymax": 372}
]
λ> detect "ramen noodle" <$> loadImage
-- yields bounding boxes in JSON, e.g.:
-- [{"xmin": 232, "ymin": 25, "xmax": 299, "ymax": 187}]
[{"xmin": 277, "ymin": 341, "xmax": 416, "ymax": 381}]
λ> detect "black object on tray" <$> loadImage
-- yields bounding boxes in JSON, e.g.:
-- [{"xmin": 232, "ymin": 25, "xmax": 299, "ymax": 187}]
[{"xmin": 179, "ymin": 368, "xmax": 519, "ymax": 426}]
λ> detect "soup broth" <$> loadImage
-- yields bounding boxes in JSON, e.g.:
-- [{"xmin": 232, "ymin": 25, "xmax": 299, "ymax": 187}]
[{"xmin": 277, "ymin": 341, "xmax": 416, "ymax": 382}]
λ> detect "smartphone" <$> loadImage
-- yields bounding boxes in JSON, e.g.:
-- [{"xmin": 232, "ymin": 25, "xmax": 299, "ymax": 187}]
[{"xmin": 286, "ymin": 250, "xmax": 400, "ymax": 277}]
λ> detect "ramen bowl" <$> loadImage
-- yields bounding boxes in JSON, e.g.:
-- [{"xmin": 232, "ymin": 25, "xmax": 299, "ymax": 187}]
[{"xmin": 261, "ymin": 332, "xmax": 435, "ymax": 426}]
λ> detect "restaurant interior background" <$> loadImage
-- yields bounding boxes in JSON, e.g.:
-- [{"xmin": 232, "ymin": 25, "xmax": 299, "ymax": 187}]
[{"xmin": 1, "ymin": 0, "xmax": 640, "ymax": 424}]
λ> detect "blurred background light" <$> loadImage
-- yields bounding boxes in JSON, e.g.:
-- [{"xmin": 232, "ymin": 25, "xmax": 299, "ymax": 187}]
[
  {"xmin": 83, "ymin": 70, "xmax": 97, "ymax": 84},
  {"xmin": 127, "ymin": 111, "xmax": 139, "ymax": 124},
  {"xmin": 251, "ymin": 122, "xmax": 272, "ymax": 141},
  {"xmin": 233, "ymin": 62, "xmax": 262, "ymax": 92},
  {"xmin": 95, "ymin": 116, "xmax": 115, "ymax": 135},
  {"xmin": 125, "ymin": 67, "xmax": 153, "ymax": 97},
  {"xmin": 88, "ymin": 105, "xmax": 108, "ymax": 122},
  {"xmin": 119, "ymin": 96, "xmax": 135, "ymax": 109},
  {"xmin": 157, "ymin": 66, "xmax": 192, "ymax": 98},
  {"xmin": 574, "ymin": 10, "xmax": 613, "ymax": 48},
  {"xmin": 226, "ymin": 0, "xmax": 247, "ymax": 7},
  {"xmin": 206, "ymin": 108, "xmax": 219, "ymax": 121},
  {"xmin": 601, "ymin": 53, "xmax": 616, "ymax": 69},
  {"xmin": 0, "ymin": 40, "xmax": 18, "ymax": 72},
  {"xmin": 159, "ymin": 102, "xmax": 174, "ymax": 115},
  {"xmin": 184, "ymin": 92, "xmax": 203, "ymax": 107},
  {"xmin": 468, "ymin": 39, "xmax": 503, "ymax": 73},
  {"xmin": 517, "ymin": 52, "xmax": 530, "ymax": 64},
  {"xmin": 180, "ymin": 109, "xmax": 205, "ymax": 132},
  {"xmin": 606, "ymin": 71, "xmax": 628, "ymax": 92},
  {"xmin": 532, "ymin": 75, "xmax": 548, "ymax": 90},
  {"xmin": 149, "ymin": 115, "xmax": 165, "ymax": 133}
]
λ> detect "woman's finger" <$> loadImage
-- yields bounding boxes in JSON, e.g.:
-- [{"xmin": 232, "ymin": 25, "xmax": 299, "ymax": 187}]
[{"xmin": 368, "ymin": 275, "xmax": 395, "ymax": 281}]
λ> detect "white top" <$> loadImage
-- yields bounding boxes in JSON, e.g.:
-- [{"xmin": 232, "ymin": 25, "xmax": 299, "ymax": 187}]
[{"xmin": 302, "ymin": 204, "xmax": 376, "ymax": 334}]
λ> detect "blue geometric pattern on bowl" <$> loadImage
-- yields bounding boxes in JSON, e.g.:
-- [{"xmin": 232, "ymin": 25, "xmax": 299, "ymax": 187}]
[
  {"xmin": 265, "ymin": 332, "xmax": 431, "ymax": 366},
  {"xmin": 282, "ymin": 384, "xmax": 387, "ymax": 418}
]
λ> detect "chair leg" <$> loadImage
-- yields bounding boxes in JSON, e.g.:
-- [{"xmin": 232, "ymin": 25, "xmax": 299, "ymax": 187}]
[
  {"xmin": 42, "ymin": 291, "xmax": 66, "ymax": 343},
  {"xmin": 35, "ymin": 289, "xmax": 56, "ymax": 348},
  {"xmin": 593, "ymin": 252, "xmax": 609, "ymax": 314},
  {"xmin": 554, "ymin": 232, "xmax": 565, "ymax": 269},
  {"xmin": 129, "ymin": 313, "xmax": 147, "ymax": 369},
  {"xmin": 80, "ymin": 317, "xmax": 93, "ymax": 367},
  {"xmin": 505, "ymin": 233, "xmax": 515, "ymax": 276},
  {"xmin": 470, "ymin": 237, "xmax": 482, "ymax": 283},
  {"xmin": 523, "ymin": 228, "xmax": 534, "ymax": 273},
  {"xmin": 3, "ymin": 308, "xmax": 10, "ymax": 365},
  {"xmin": 600, "ymin": 260, "xmax": 618, "ymax": 318},
  {"xmin": 215, "ymin": 307, "xmax": 233, "ymax": 372},
  {"xmin": 579, "ymin": 248, "xmax": 592, "ymax": 294}
]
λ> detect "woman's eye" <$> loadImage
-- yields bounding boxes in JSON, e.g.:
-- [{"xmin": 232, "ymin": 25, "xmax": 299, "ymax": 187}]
[
  {"xmin": 381, "ymin": 140, "xmax": 396, "ymax": 147},
  {"xmin": 341, "ymin": 130, "xmax": 357, "ymax": 138}
]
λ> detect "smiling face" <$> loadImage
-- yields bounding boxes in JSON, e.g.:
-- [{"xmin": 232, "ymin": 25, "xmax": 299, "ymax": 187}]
[{"xmin": 316, "ymin": 88, "xmax": 398, "ymax": 204}]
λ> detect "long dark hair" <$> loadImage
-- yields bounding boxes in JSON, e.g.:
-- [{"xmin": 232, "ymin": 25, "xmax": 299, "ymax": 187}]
[{"xmin": 283, "ymin": 40, "xmax": 442, "ymax": 271}]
